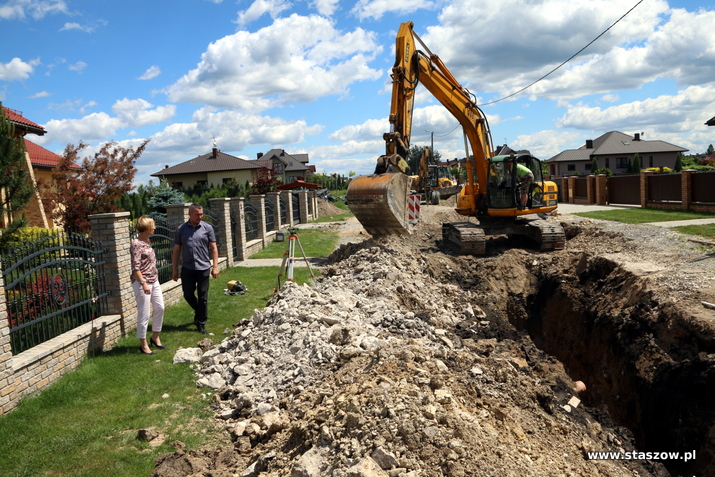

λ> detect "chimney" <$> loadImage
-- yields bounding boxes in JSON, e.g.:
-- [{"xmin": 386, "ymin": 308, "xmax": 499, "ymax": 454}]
[
  {"xmin": 212, "ymin": 147, "xmax": 218, "ymax": 158},
  {"xmin": 257, "ymin": 152, "xmax": 263, "ymax": 159},
  {"xmin": 634, "ymin": 133, "xmax": 640, "ymax": 141},
  {"xmin": 586, "ymin": 139, "xmax": 593, "ymax": 149}
]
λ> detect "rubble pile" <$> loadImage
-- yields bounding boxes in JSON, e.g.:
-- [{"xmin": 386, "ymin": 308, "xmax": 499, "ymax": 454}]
[{"xmin": 152, "ymin": 237, "xmax": 671, "ymax": 476}]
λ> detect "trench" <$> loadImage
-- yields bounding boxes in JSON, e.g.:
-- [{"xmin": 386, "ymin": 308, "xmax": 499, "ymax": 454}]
[{"xmin": 497, "ymin": 252, "xmax": 715, "ymax": 476}]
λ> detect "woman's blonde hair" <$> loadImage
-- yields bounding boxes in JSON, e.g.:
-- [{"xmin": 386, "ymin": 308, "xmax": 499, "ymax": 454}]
[{"xmin": 135, "ymin": 216, "xmax": 155, "ymax": 233}]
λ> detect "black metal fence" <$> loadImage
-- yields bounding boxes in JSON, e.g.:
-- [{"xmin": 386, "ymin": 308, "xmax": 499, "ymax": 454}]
[
  {"xmin": 244, "ymin": 201, "xmax": 259, "ymax": 241},
  {"xmin": 130, "ymin": 213, "xmax": 175, "ymax": 284},
  {"xmin": 2, "ymin": 231, "xmax": 109, "ymax": 355},
  {"xmin": 292, "ymin": 193, "xmax": 301, "ymax": 224}
]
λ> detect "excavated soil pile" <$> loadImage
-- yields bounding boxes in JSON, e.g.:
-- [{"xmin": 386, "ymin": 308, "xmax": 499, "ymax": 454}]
[{"xmin": 152, "ymin": 203, "xmax": 715, "ymax": 477}]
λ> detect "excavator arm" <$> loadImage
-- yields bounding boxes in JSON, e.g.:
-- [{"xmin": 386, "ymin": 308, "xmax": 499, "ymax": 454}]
[{"xmin": 347, "ymin": 21, "xmax": 495, "ymax": 234}]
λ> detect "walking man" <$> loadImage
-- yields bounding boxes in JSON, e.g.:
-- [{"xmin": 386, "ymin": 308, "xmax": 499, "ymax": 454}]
[{"xmin": 172, "ymin": 204, "xmax": 219, "ymax": 334}]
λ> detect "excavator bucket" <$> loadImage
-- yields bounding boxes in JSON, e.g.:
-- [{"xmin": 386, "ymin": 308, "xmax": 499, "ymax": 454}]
[{"xmin": 346, "ymin": 173, "xmax": 411, "ymax": 236}]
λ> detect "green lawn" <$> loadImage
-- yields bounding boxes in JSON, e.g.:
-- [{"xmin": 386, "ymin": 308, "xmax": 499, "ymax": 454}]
[
  {"xmin": 0, "ymin": 265, "xmax": 317, "ymax": 477},
  {"xmin": 573, "ymin": 208, "xmax": 715, "ymax": 224},
  {"xmin": 572, "ymin": 207, "xmax": 715, "ymax": 241},
  {"xmin": 251, "ymin": 228, "xmax": 340, "ymax": 259}
]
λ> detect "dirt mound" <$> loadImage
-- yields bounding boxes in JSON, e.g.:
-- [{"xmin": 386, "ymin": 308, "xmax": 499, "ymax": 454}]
[{"xmin": 152, "ymin": 206, "xmax": 715, "ymax": 477}]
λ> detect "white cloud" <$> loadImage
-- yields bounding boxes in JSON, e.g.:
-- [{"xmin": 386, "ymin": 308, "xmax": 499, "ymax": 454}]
[
  {"xmin": 0, "ymin": 57, "xmax": 39, "ymax": 81},
  {"xmin": 166, "ymin": 14, "xmax": 382, "ymax": 111},
  {"xmin": 311, "ymin": 0, "xmax": 339, "ymax": 17},
  {"xmin": 29, "ymin": 91, "xmax": 51, "ymax": 98},
  {"xmin": 149, "ymin": 107, "xmax": 323, "ymax": 157},
  {"xmin": 556, "ymin": 85, "xmax": 715, "ymax": 134},
  {"xmin": 0, "ymin": 0, "xmax": 68, "ymax": 20},
  {"xmin": 60, "ymin": 22, "xmax": 94, "ymax": 33},
  {"xmin": 112, "ymin": 98, "xmax": 176, "ymax": 127},
  {"xmin": 235, "ymin": 0, "xmax": 291, "ymax": 26},
  {"xmin": 511, "ymin": 130, "xmax": 584, "ymax": 159},
  {"xmin": 138, "ymin": 66, "xmax": 161, "ymax": 80},
  {"xmin": 69, "ymin": 61, "xmax": 87, "ymax": 72},
  {"xmin": 41, "ymin": 112, "xmax": 124, "ymax": 145},
  {"xmin": 421, "ymin": 0, "xmax": 672, "ymax": 97},
  {"xmin": 351, "ymin": 0, "xmax": 436, "ymax": 21}
]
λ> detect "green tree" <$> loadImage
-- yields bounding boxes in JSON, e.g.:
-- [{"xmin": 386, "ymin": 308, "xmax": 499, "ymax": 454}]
[
  {"xmin": 591, "ymin": 157, "xmax": 599, "ymax": 173},
  {"xmin": 147, "ymin": 179, "xmax": 187, "ymax": 213},
  {"xmin": 0, "ymin": 105, "xmax": 34, "ymax": 247},
  {"xmin": 707, "ymin": 144, "xmax": 714, "ymax": 155},
  {"xmin": 44, "ymin": 139, "xmax": 149, "ymax": 233},
  {"xmin": 674, "ymin": 152, "xmax": 683, "ymax": 172}
]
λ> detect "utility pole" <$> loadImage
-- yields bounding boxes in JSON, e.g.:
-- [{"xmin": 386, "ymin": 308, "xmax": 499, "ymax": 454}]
[{"xmin": 426, "ymin": 130, "xmax": 434, "ymax": 164}]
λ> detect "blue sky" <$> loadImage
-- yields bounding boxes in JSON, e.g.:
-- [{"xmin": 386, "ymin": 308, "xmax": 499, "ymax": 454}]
[{"xmin": 2, "ymin": 0, "xmax": 714, "ymax": 187}]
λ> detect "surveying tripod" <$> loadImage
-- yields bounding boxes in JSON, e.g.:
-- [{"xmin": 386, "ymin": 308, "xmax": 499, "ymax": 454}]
[{"xmin": 276, "ymin": 228, "xmax": 315, "ymax": 291}]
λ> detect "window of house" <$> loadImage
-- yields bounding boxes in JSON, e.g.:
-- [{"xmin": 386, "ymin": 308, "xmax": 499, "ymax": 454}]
[
  {"xmin": 222, "ymin": 178, "xmax": 232, "ymax": 184},
  {"xmin": 585, "ymin": 163, "xmax": 592, "ymax": 171},
  {"xmin": 605, "ymin": 158, "xmax": 610, "ymax": 168},
  {"xmin": 274, "ymin": 163, "xmax": 285, "ymax": 174},
  {"xmin": 649, "ymin": 156, "xmax": 653, "ymax": 167},
  {"xmin": 172, "ymin": 182, "xmax": 183, "ymax": 189},
  {"xmin": 616, "ymin": 157, "xmax": 628, "ymax": 169},
  {"xmin": 196, "ymin": 180, "xmax": 208, "ymax": 189},
  {"xmin": 567, "ymin": 164, "xmax": 576, "ymax": 171}
]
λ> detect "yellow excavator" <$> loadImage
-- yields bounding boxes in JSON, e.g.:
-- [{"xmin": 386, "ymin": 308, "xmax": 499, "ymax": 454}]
[
  {"xmin": 346, "ymin": 21, "xmax": 564, "ymax": 254},
  {"xmin": 410, "ymin": 147, "xmax": 462, "ymax": 205}
]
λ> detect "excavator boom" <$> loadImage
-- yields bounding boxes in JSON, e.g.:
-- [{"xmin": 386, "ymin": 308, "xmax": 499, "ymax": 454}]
[{"xmin": 347, "ymin": 21, "xmax": 563, "ymax": 252}]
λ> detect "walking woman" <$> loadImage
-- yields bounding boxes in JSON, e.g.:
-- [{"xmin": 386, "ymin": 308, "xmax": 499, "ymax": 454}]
[{"xmin": 131, "ymin": 216, "xmax": 165, "ymax": 355}]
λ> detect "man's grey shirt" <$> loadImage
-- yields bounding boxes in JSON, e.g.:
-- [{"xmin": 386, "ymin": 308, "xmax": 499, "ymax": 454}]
[{"xmin": 174, "ymin": 221, "xmax": 216, "ymax": 271}]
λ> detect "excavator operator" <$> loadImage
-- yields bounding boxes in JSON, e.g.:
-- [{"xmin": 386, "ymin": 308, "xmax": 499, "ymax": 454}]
[{"xmin": 504, "ymin": 158, "xmax": 534, "ymax": 210}]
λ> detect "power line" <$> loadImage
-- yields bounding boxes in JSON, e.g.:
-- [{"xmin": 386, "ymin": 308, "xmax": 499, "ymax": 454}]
[{"xmin": 482, "ymin": 0, "xmax": 644, "ymax": 106}]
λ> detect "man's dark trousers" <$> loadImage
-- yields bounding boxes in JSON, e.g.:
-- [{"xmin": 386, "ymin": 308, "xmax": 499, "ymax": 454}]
[{"xmin": 181, "ymin": 267, "xmax": 210, "ymax": 326}]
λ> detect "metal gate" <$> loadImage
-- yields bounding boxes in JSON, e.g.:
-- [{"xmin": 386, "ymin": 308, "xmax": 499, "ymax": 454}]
[
  {"xmin": 2, "ymin": 231, "xmax": 109, "ymax": 354},
  {"xmin": 607, "ymin": 175, "xmax": 640, "ymax": 205}
]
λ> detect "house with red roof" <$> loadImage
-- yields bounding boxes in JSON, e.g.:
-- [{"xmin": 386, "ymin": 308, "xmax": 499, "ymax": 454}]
[{"xmin": 2, "ymin": 105, "xmax": 77, "ymax": 228}]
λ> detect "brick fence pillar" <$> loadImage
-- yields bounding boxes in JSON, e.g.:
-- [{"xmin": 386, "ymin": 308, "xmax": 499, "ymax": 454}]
[
  {"xmin": 286, "ymin": 192, "xmax": 296, "ymax": 226},
  {"xmin": 88, "ymin": 212, "xmax": 136, "ymax": 323},
  {"xmin": 595, "ymin": 174, "xmax": 608, "ymax": 205},
  {"xmin": 640, "ymin": 171, "xmax": 653, "ymax": 208},
  {"xmin": 298, "ymin": 190, "xmax": 309, "ymax": 223},
  {"xmin": 0, "ymin": 270, "xmax": 15, "ymax": 414},
  {"xmin": 166, "ymin": 203, "xmax": 189, "ymax": 229},
  {"xmin": 209, "ymin": 198, "xmax": 233, "ymax": 264},
  {"xmin": 681, "ymin": 169, "xmax": 695, "ymax": 211},
  {"xmin": 230, "ymin": 198, "xmax": 247, "ymax": 261},
  {"xmin": 566, "ymin": 176, "xmax": 576, "ymax": 203},
  {"xmin": 586, "ymin": 175, "xmax": 596, "ymax": 204}
]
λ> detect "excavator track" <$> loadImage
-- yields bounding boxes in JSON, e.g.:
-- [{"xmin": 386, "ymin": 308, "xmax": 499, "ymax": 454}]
[
  {"xmin": 525, "ymin": 220, "xmax": 566, "ymax": 251},
  {"xmin": 442, "ymin": 222, "xmax": 486, "ymax": 255}
]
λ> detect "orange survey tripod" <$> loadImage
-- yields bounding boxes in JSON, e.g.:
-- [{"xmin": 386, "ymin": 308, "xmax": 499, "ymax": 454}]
[{"xmin": 276, "ymin": 228, "xmax": 315, "ymax": 291}]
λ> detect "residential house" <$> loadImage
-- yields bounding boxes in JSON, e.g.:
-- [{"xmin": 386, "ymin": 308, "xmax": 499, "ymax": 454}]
[
  {"xmin": 152, "ymin": 147, "xmax": 313, "ymax": 190},
  {"xmin": 546, "ymin": 131, "xmax": 688, "ymax": 177},
  {"xmin": 255, "ymin": 148, "xmax": 313, "ymax": 183},
  {"xmin": 151, "ymin": 147, "xmax": 261, "ymax": 190},
  {"xmin": 706, "ymin": 116, "xmax": 715, "ymax": 126},
  {"xmin": 2, "ymin": 106, "xmax": 73, "ymax": 228}
]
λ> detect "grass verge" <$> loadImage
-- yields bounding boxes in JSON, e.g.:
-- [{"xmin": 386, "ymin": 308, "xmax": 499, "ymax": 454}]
[
  {"xmin": 0, "ymin": 265, "xmax": 317, "ymax": 477},
  {"xmin": 250, "ymin": 228, "xmax": 340, "ymax": 259},
  {"xmin": 573, "ymin": 208, "xmax": 715, "ymax": 224}
]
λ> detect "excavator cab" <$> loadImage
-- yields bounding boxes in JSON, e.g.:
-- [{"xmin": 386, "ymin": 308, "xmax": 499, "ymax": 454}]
[{"xmin": 486, "ymin": 154, "xmax": 548, "ymax": 211}]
